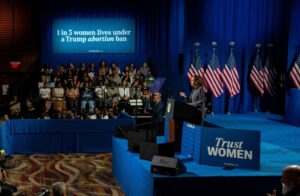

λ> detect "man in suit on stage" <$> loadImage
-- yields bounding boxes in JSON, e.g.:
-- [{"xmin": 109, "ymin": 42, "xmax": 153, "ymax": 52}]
[{"xmin": 151, "ymin": 92, "xmax": 164, "ymax": 142}]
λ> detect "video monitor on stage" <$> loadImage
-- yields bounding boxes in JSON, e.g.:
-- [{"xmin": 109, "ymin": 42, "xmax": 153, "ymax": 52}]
[{"xmin": 52, "ymin": 18, "xmax": 136, "ymax": 53}]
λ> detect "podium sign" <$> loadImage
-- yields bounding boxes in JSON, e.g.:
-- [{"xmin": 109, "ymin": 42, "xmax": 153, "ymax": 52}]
[
  {"xmin": 181, "ymin": 122, "xmax": 201, "ymax": 158},
  {"xmin": 181, "ymin": 122, "xmax": 261, "ymax": 170},
  {"xmin": 164, "ymin": 98, "xmax": 202, "ymax": 151}
]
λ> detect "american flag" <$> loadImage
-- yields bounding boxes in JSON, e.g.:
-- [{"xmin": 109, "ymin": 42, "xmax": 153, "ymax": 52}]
[
  {"xmin": 263, "ymin": 51, "xmax": 278, "ymax": 96},
  {"xmin": 289, "ymin": 52, "xmax": 300, "ymax": 89},
  {"xmin": 221, "ymin": 43, "xmax": 240, "ymax": 97},
  {"xmin": 203, "ymin": 42, "xmax": 224, "ymax": 97},
  {"xmin": 187, "ymin": 64, "xmax": 205, "ymax": 80},
  {"xmin": 188, "ymin": 43, "xmax": 205, "ymax": 80},
  {"xmin": 250, "ymin": 44, "xmax": 264, "ymax": 96}
]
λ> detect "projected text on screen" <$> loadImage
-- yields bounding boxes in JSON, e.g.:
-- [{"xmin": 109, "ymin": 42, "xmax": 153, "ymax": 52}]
[{"xmin": 52, "ymin": 18, "xmax": 135, "ymax": 53}]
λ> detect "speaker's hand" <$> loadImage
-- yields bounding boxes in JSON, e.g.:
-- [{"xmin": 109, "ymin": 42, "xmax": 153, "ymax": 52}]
[{"xmin": 179, "ymin": 92, "xmax": 186, "ymax": 97}]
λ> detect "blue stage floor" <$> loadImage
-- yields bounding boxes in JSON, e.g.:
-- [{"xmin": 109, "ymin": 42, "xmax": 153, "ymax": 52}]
[
  {"xmin": 113, "ymin": 112, "xmax": 300, "ymax": 196},
  {"xmin": 205, "ymin": 112, "xmax": 300, "ymax": 175}
]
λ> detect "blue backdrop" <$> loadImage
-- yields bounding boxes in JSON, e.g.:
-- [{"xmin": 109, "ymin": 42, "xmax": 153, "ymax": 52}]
[{"xmin": 39, "ymin": 0, "xmax": 300, "ymax": 114}]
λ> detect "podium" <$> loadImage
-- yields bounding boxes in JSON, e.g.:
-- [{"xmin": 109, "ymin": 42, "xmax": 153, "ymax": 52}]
[{"xmin": 164, "ymin": 98, "xmax": 202, "ymax": 151}]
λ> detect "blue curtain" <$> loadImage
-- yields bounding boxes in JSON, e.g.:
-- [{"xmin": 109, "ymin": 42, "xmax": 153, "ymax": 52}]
[
  {"xmin": 38, "ymin": 0, "xmax": 300, "ymax": 114},
  {"xmin": 287, "ymin": 0, "xmax": 300, "ymax": 65},
  {"xmin": 39, "ymin": 0, "xmax": 185, "ymax": 104},
  {"xmin": 286, "ymin": 0, "xmax": 300, "ymax": 109},
  {"xmin": 183, "ymin": 0, "xmax": 290, "ymax": 114},
  {"xmin": 39, "ymin": 0, "xmax": 172, "ymax": 79}
]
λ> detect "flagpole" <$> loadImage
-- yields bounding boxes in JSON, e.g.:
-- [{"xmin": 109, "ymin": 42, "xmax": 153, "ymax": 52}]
[
  {"xmin": 203, "ymin": 52, "xmax": 212, "ymax": 115},
  {"xmin": 227, "ymin": 41, "xmax": 235, "ymax": 115},
  {"xmin": 212, "ymin": 41, "xmax": 217, "ymax": 116},
  {"xmin": 254, "ymin": 43, "xmax": 262, "ymax": 112}
]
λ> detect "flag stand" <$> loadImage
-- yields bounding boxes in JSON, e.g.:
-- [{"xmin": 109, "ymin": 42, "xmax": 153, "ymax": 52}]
[
  {"xmin": 250, "ymin": 43, "xmax": 264, "ymax": 112},
  {"xmin": 222, "ymin": 41, "xmax": 240, "ymax": 115},
  {"xmin": 254, "ymin": 94, "xmax": 259, "ymax": 112},
  {"xmin": 227, "ymin": 96, "xmax": 231, "ymax": 115},
  {"xmin": 203, "ymin": 41, "xmax": 224, "ymax": 115}
]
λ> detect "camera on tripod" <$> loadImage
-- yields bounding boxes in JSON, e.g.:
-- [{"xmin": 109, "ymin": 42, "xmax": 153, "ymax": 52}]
[{"xmin": 0, "ymin": 149, "xmax": 18, "ymax": 195}]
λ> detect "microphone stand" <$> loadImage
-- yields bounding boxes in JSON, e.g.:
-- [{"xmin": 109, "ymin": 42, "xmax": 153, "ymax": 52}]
[
  {"xmin": 135, "ymin": 87, "xmax": 138, "ymax": 119},
  {"xmin": 102, "ymin": 86, "xmax": 106, "ymax": 118},
  {"xmin": 150, "ymin": 111, "xmax": 154, "ymax": 143}
]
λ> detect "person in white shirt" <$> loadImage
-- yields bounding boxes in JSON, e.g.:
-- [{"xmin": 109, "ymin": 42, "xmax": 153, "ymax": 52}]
[
  {"xmin": 118, "ymin": 79, "xmax": 130, "ymax": 112},
  {"xmin": 94, "ymin": 80, "xmax": 108, "ymax": 109},
  {"xmin": 9, "ymin": 95, "xmax": 21, "ymax": 118},
  {"xmin": 39, "ymin": 82, "xmax": 51, "ymax": 100}
]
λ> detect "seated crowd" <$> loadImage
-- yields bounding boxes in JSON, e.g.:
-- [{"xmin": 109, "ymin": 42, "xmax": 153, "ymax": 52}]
[{"xmin": 4, "ymin": 60, "xmax": 156, "ymax": 120}]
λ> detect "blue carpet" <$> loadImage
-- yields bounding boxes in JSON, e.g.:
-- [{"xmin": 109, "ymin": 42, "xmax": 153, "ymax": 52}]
[
  {"xmin": 202, "ymin": 112, "xmax": 300, "ymax": 175},
  {"xmin": 113, "ymin": 112, "xmax": 300, "ymax": 196}
]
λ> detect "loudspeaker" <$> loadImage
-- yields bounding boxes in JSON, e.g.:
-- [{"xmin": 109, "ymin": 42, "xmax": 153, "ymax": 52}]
[
  {"xmin": 114, "ymin": 125, "xmax": 135, "ymax": 138},
  {"xmin": 151, "ymin": 155, "xmax": 186, "ymax": 176},
  {"xmin": 178, "ymin": 53, "xmax": 184, "ymax": 74},
  {"xmin": 128, "ymin": 130, "xmax": 147, "ymax": 152},
  {"xmin": 139, "ymin": 142, "xmax": 175, "ymax": 161}
]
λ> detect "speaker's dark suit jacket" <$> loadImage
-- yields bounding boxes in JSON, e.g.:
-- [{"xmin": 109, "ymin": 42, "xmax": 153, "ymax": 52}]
[{"xmin": 151, "ymin": 100, "xmax": 164, "ymax": 133}]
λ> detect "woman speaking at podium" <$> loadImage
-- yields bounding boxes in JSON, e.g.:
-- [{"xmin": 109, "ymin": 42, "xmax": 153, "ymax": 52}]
[{"xmin": 179, "ymin": 76, "xmax": 206, "ymax": 125}]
